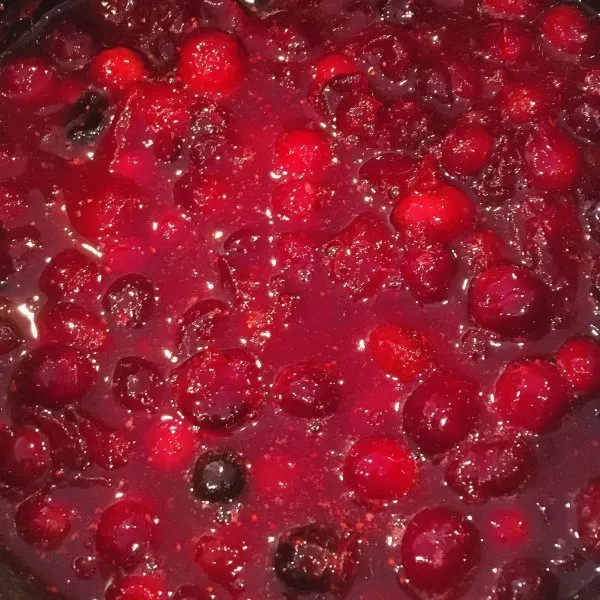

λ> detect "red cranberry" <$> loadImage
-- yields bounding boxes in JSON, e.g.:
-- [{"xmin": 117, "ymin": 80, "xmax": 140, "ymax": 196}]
[
  {"xmin": 274, "ymin": 524, "xmax": 358, "ymax": 594},
  {"xmin": 495, "ymin": 558, "xmax": 558, "ymax": 600},
  {"xmin": 367, "ymin": 324, "xmax": 433, "ymax": 382},
  {"xmin": 39, "ymin": 249, "xmax": 100, "ymax": 300},
  {"xmin": 400, "ymin": 507, "xmax": 481, "ymax": 594},
  {"xmin": 313, "ymin": 53, "xmax": 357, "ymax": 86},
  {"xmin": 90, "ymin": 0, "xmax": 136, "ymax": 26},
  {"xmin": 0, "ymin": 316, "xmax": 22, "ymax": 354},
  {"xmin": 381, "ymin": 98, "xmax": 434, "ymax": 150},
  {"xmin": 176, "ymin": 299, "xmax": 230, "ymax": 354},
  {"xmin": 343, "ymin": 436, "xmax": 418, "ymax": 500},
  {"xmin": 173, "ymin": 172, "xmax": 228, "ymax": 216},
  {"xmin": 482, "ymin": 22, "xmax": 534, "ymax": 65},
  {"xmin": 275, "ymin": 129, "xmax": 332, "ymax": 178},
  {"xmin": 489, "ymin": 506, "xmax": 531, "ymax": 547},
  {"xmin": 45, "ymin": 20, "xmax": 95, "ymax": 72},
  {"xmin": 403, "ymin": 373, "xmax": 480, "ymax": 455},
  {"xmin": 460, "ymin": 230, "xmax": 507, "ymax": 274},
  {"xmin": 0, "ymin": 57, "xmax": 53, "ymax": 101},
  {"xmin": 192, "ymin": 450, "xmax": 246, "ymax": 502},
  {"xmin": 9, "ymin": 344, "xmax": 96, "ymax": 410},
  {"xmin": 105, "ymin": 575, "xmax": 166, "ymax": 600},
  {"xmin": 493, "ymin": 358, "xmax": 571, "ymax": 433},
  {"xmin": 95, "ymin": 500, "xmax": 154, "ymax": 571},
  {"xmin": 112, "ymin": 357, "xmax": 163, "ymax": 411},
  {"xmin": 500, "ymin": 82, "xmax": 553, "ymax": 124},
  {"xmin": 102, "ymin": 274, "xmax": 156, "ymax": 328},
  {"xmin": 102, "ymin": 237, "xmax": 152, "ymax": 275},
  {"xmin": 541, "ymin": 5, "xmax": 591, "ymax": 55},
  {"xmin": 563, "ymin": 95, "xmax": 600, "ymax": 143},
  {"xmin": 441, "ymin": 123, "xmax": 494, "ymax": 176},
  {"xmin": 418, "ymin": 63, "xmax": 452, "ymax": 104},
  {"xmin": 271, "ymin": 179, "xmax": 318, "ymax": 221},
  {"xmin": 335, "ymin": 93, "xmax": 382, "ymax": 140},
  {"xmin": 80, "ymin": 419, "xmax": 130, "ymax": 470},
  {"xmin": 481, "ymin": 0, "xmax": 539, "ymax": 20},
  {"xmin": 0, "ymin": 426, "xmax": 51, "ymax": 488},
  {"xmin": 145, "ymin": 418, "xmax": 195, "ymax": 471},
  {"xmin": 556, "ymin": 337, "xmax": 600, "ymax": 396},
  {"xmin": 178, "ymin": 31, "xmax": 246, "ymax": 95},
  {"xmin": 524, "ymin": 123, "xmax": 580, "ymax": 192},
  {"xmin": 393, "ymin": 185, "xmax": 476, "ymax": 243},
  {"xmin": 172, "ymin": 585, "xmax": 210, "ymax": 600},
  {"xmin": 576, "ymin": 478, "xmax": 600, "ymax": 561},
  {"xmin": 38, "ymin": 303, "xmax": 109, "ymax": 352},
  {"xmin": 358, "ymin": 153, "xmax": 417, "ymax": 195},
  {"xmin": 15, "ymin": 496, "xmax": 71, "ymax": 550},
  {"xmin": 400, "ymin": 243, "xmax": 457, "ymax": 304},
  {"xmin": 170, "ymin": 348, "xmax": 262, "ymax": 430},
  {"xmin": 274, "ymin": 360, "xmax": 342, "ymax": 419},
  {"xmin": 90, "ymin": 47, "xmax": 147, "ymax": 91},
  {"xmin": 444, "ymin": 434, "xmax": 536, "ymax": 503},
  {"xmin": 468, "ymin": 265, "xmax": 550, "ymax": 341}
]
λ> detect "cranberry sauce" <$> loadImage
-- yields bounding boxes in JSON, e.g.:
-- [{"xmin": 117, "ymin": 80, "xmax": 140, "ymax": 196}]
[{"xmin": 0, "ymin": 0, "xmax": 598, "ymax": 598}]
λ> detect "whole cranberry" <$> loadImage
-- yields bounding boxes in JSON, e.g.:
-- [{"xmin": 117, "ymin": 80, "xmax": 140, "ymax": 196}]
[
  {"xmin": 105, "ymin": 575, "xmax": 166, "ymax": 600},
  {"xmin": 274, "ymin": 524, "xmax": 358, "ymax": 594},
  {"xmin": 95, "ymin": 500, "xmax": 154, "ymax": 571},
  {"xmin": 90, "ymin": 47, "xmax": 147, "ymax": 91},
  {"xmin": 170, "ymin": 348, "xmax": 262, "ymax": 430},
  {"xmin": 275, "ymin": 129, "xmax": 332, "ymax": 178},
  {"xmin": 176, "ymin": 299, "xmax": 230, "ymax": 354},
  {"xmin": 39, "ymin": 249, "xmax": 100, "ymax": 300},
  {"xmin": 274, "ymin": 360, "xmax": 342, "ymax": 419},
  {"xmin": 468, "ymin": 264, "xmax": 550, "ymax": 341},
  {"xmin": 403, "ymin": 373, "xmax": 480, "ymax": 454},
  {"xmin": 145, "ymin": 418, "xmax": 195, "ymax": 471},
  {"xmin": 15, "ymin": 496, "xmax": 71, "ymax": 550},
  {"xmin": 556, "ymin": 337, "xmax": 600, "ymax": 396},
  {"xmin": 400, "ymin": 507, "xmax": 481, "ymax": 594},
  {"xmin": 103, "ymin": 274, "xmax": 156, "ymax": 328},
  {"xmin": 0, "ymin": 426, "xmax": 51, "ymax": 488},
  {"xmin": 441, "ymin": 123, "xmax": 493, "ymax": 176},
  {"xmin": 112, "ymin": 357, "xmax": 163, "ymax": 411},
  {"xmin": 400, "ymin": 243, "xmax": 457, "ymax": 304},
  {"xmin": 9, "ymin": 344, "xmax": 95, "ymax": 410},
  {"xmin": 493, "ymin": 358, "xmax": 570, "ymax": 433},
  {"xmin": 192, "ymin": 450, "xmax": 246, "ymax": 502},
  {"xmin": 0, "ymin": 57, "xmax": 53, "ymax": 101},
  {"xmin": 500, "ymin": 82, "xmax": 553, "ymax": 124},
  {"xmin": 541, "ymin": 5, "xmax": 591, "ymax": 55},
  {"xmin": 444, "ymin": 434, "xmax": 536, "ymax": 503},
  {"xmin": 482, "ymin": 22, "xmax": 534, "ymax": 65},
  {"xmin": 343, "ymin": 437, "xmax": 418, "ymax": 500},
  {"xmin": 495, "ymin": 558, "xmax": 558, "ymax": 600}
]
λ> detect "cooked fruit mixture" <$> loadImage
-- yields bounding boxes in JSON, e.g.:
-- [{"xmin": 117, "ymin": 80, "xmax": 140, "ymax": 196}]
[{"xmin": 0, "ymin": 0, "xmax": 598, "ymax": 598}]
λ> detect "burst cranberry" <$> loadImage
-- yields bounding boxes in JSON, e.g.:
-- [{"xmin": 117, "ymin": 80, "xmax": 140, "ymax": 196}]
[
  {"xmin": 15, "ymin": 496, "xmax": 71, "ymax": 550},
  {"xmin": 0, "ymin": 426, "xmax": 51, "ymax": 488},
  {"xmin": 112, "ymin": 357, "xmax": 163, "ymax": 411},
  {"xmin": 468, "ymin": 264, "xmax": 550, "ymax": 341},
  {"xmin": 9, "ymin": 344, "xmax": 95, "ymax": 410},
  {"xmin": 400, "ymin": 507, "xmax": 481, "ymax": 594},
  {"xmin": 90, "ymin": 47, "xmax": 147, "ymax": 91},
  {"xmin": 493, "ymin": 358, "xmax": 571, "ymax": 433},
  {"xmin": 172, "ymin": 586, "xmax": 209, "ymax": 600},
  {"xmin": 500, "ymin": 82, "xmax": 553, "ymax": 124},
  {"xmin": 90, "ymin": 0, "xmax": 136, "ymax": 26},
  {"xmin": 81, "ymin": 420, "xmax": 130, "ymax": 470},
  {"xmin": 576, "ymin": 478, "xmax": 600, "ymax": 562},
  {"xmin": 563, "ymin": 95, "xmax": 600, "ymax": 143},
  {"xmin": 176, "ymin": 299, "xmax": 230, "ymax": 354},
  {"xmin": 105, "ymin": 575, "xmax": 166, "ymax": 600},
  {"xmin": 170, "ymin": 348, "xmax": 262, "ymax": 430},
  {"xmin": 174, "ymin": 172, "xmax": 228, "ymax": 216},
  {"xmin": 482, "ymin": 0, "xmax": 539, "ymax": 19},
  {"xmin": 275, "ymin": 129, "xmax": 332, "ymax": 178},
  {"xmin": 103, "ymin": 274, "xmax": 156, "ymax": 328},
  {"xmin": 46, "ymin": 20, "xmax": 94, "ymax": 72},
  {"xmin": 146, "ymin": 419, "xmax": 195, "ymax": 471},
  {"xmin": 482, "ymin": 22, "xmax": 534, "ymax": 64},
  {"xmin": 393, "ymin": 185, "xmax": 476, "ymax": 243},
  {"xmin": 0, "ymin": 57, "xmax": 53, "ymax": 101},
  {"xmin": 358, "ymin": 153, "xmax": 417, "ymax": 194},
  {"xmin": 313, "ymin": 53, "xmax": 357, "ymax": 86},
  {"xmin": 541, "ymin": 5, "xmax": 591, "ymax": 55},
  {"xmin": 336, "ymin": 93, "xmax": 382, "ymax": 140},
  {"xmin": 39, "ymin": 249, "xmax": 100, "ymax": 300},
  {"xmin": 489, "ymin": 506, "xmax": 531, "ymax": 547},
  {"xmin": 274, "ymin": 524, "xmax": 358, "ymax": 594},
  {"xmin": 192, "ymin": 450, "xmax": 246, "ymax": 502},
  {"xmin": 460, "ymin": 230, "xmax": 507, "ymax": 274},
  {"xmin": 343, "ymin": 436, "xmax": 417, "ymax": 500},
  {"xmin": 271, "ymin": 180, "xmax": 318, "ymax": 221},
  {"xmin": 403, "ymin": 373, "xmax": 479, "ymax": 455},
  {"xmin": 556, "ymin": 337, "xmax": 600, "ymax": 396},
  {"xmin": 178, "ymin": 31, "xmax": 245, "ymax": 95},
  {"xmin": 274, "ymin": 360, "xmax": 341, "ymax": 419},
  {"xmin": 96, "ymin": 500, "xmax": 154, "ymax": 571},
  {"xmin": 441, "ymin": 123, "xmax": 493, "ymax": 176},
  {"xmin": 382, "ymin": 98, "xmax": 434, "ymax": 149},
  {"xmin": 401, "ymin": 243, "xmax": 457, "ymax": 304},
  {"xmin": 495, "ymin": 558, "xmax": 558, "ymax": 600},
  {"xmin": 444, "ymin": 435, "xmax": 536, "ymax": 503},
  {"xmin": 0, "ymin": 316, "xmax": 22, "ymax": 354}
]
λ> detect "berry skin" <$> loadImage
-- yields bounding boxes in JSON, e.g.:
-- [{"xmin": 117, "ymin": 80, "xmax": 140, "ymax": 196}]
[
  {"xmin": 495, "ymin": 558, "xmax": 558, "ymax": 600},
  {"xmin": 271, "ymin": 180, "xmax": 318, "ymax": 221},
  {"xmin": 577, "ymin": 478, "xmax": 600, "ymax": 561},
  {"xmin": 102, "ymin": 274, "xmax": 156, "ymax": 329},
  {"xmin": 313, "ymin": 53, "xmax": 358, "ymax": 86},
  {"xmin": 112, "ymin": 357, "xmax": 163, "ymax": 412},
  {"xmin": 493, "ymin": 358, "xmax": 570, "ymax": 433},
  {"xmin": 145, "ymin": 419, "xmax": 195, "ymax": 471},
  {"xmin": 500, "ymin": 82, "xmax": 553, "ymax": 124},
  {"xmin": 0, "ymin": 426, "xmax": 51, "ymax": 488},
  {"xmin": 95, "ymin": 500, "xmax": 154, "ymax": 571},
  {"xmin": 382, "ymin": 98, "xmax": 434, "ymax": 150},
  {"xmin": 45, "ymin": 20, "xmax": 95, "ymax": 72},
  {"xmin": 400, "ymin": 243, "xmax": 457, "ymax": 304},
  {"xmin": 90, "ymin": 47, "xmax": 146, "ymax": 91},
  {"xmin": 393, "ymin": 185, "xmax": 476, "ymax": 243},
  {"xmin": 275, "ymin": 129, "xmax": 332, "ymax": 178},
  {"xmin": 0, "ymin": 57, "xmax": 53, "ymax": 101},
  {"xmin": 400, "ymin": 507, "xmax": 481, "ymax": 595},
  {"xmin": 274, "ymin": 524, "xmax": 358, "ymax": 594},
  {"xmin": 0, "ymin": 317, "xmax": 22, "ymax": 354},
  {"xmin": 15, "ymin": 496, "xmax": 71, "ymax": 550},
  {"xmin": 482, "ymin": 22, "xmax": 534, "ymax": 65},
  {"xmin": 488, "ymin": 506, "xmax": 530, "ymax": 547},
  {"xmin": 191, "ymin": 451, "xmax": 246, "ymax": 502},
  {"xmin": 174, "ymin": 172, "xmax": 228, "ymax": 217},
  {"xmin": 403, "ymin": 373, "xmax": 480, "ymax": 455},
  {"xmin": 481, "ymin": 0, "xmax": 539, "ymax": 20},
  {"xmin": 541, "ymin": 5, "xmax": 590, "ymax": 55},
  {"xmin": 335, "ymin": 93, "xmax": 382, "ymax": 140},
  {"xmin": 556, "ymin": 337, "xmax": 600, "ymax": 396},
  {"xmin": 441, "ymin": 123, "xmax": 494, "ymax": 176},
  {"xmin": 468, "ymin": 264, "xmax": 550, "ymax": 341},
  {"xmin": 39, "ymin": 249, "xmax": 100, "ymax": 300},
  {"xmin": 367, "ymin": 324, "xmax": 433, "ymax": 382},
  {"xmin": 343, "ymin": 437, "xmax": 418, "ymax": 500},
  {"xmin": 105, "ymin": 575, "xmax": 166, "ymax": 600},
  {"xmin": 176, "ymin": 299, "xmax": 230, "ymax": 354},
  {"xmin": 178, "ymin": 31, "xmax": 245, "ymax": 95}
]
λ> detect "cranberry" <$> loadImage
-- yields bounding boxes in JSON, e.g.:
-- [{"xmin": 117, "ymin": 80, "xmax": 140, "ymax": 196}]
[
  {"xmin": 112, "ymin": 357, "xmax": 163, "ymax": 411},
  {"xmin": 441, "ymin": 123, "xmax": 493, "ymax": 176},
  {"xmin": 367, "ymin": 324, "xmax": 433, "ymax": 382},
  {"xmin": 489, "ymin": 506, "xmax": 531, "ymax": 547},
  {"xmin": 274, "ymin": 524, "xmax": 358, "ymax": 594},
  {"xmin": 38, "ymin": 303, "xmax": 109, "ymax": 352},
  {"xmin": 145, "ymin": 418, "xmax": 195, "ymax": 471},
  {"xmin": 444, "ymin": 434, "xmax": 536, "ymax": 503},
  {"xmin": 358, "ymin": 154, "xmax": 417, "ymax": 195},
  {"xmin": 176, "ymin": 299, "xmax": 230, "ymax": 354},
  {"xmin": 105, "ymin": 575, "xmax": 166, "ymax": 600},
  {"xmin": 90, "ymin": 0, "xmax": 137, "ymax": 26},
  {"xmin": 524, "ymin": 123, "xmax": 580, "ymax": 192},
  {"xmin": 563, "ymin": 95, "xmax": 600, "ymax": 143},
  {"xmin": 495, "ymin": 558, "xmax": 558, "ymax": 600},
  {"xmin": 80, "ymin": 419, "xmax": 130, "ymax": 470},
  {"xmin": 336, "ymin": 93, "xmax": 382, "ymax": 140},
  {"xmin": 275, "ymin": 129, "xmax": 332, "ymax": 178},
  {"xmin": 39, "ymin": 249, "xmax": 100, "ymax": 300},
  {"xmin": 481, "ymin": 0, "xmax": 539, "ymax": 20},
  {"xmin": 313, "ymin": 53, "xmax": 357, "ymax": 86},
  {"xmin": 468, "ymin": 264, "xmax": 550, "ymax": 341},
  {"xmin": 102, "ymin": 274, "xmax": 156, "ymax": 328},
  {"xmin": 9, "ymin": 344, "xmax": 95, "ymax": 410},
  {"xmin": 541, "ymin": 5, "xmax": 591, "ymax": 55},
  {"xmin": 382, "ymin": 98, "xmax": 434, "ymax": 150},
  {"xmin": 500, "ymin": 82, "xmax": 553, "ymax": 124},
  {"xmin": 0, "ymin": 316, "xmax": 22, "ymax": 354},
  {"xmin": 577, "ymin": 478, "xmax": 600, "ymax": 561},
  {"xmin": 400, "ymin": 507, "xmax": 481, "ymax": 594},
  {"xmin": 482, "ymin": 22, "xmax": 534, "ymax": 65},
  {"xmin": 460, "ymin": 230, "xmax": 507, "ymax": 274},
  {"xmin": 174, "ymin": 172, "xmax": 228, "ymax": 217},
  {"xmin": 343, "ymin": 436, "xmax": 417, "ymax": 500},
  {"xmin": 45, "ymin": 20, "xmax": 94, "ymax": 72},
  {"xmin": 178, "ymin": 31, "xmax": 246, "ymax": 95},
  {"xmin": 271, "ymin": 179, "xmax": 318, "ymax": 221},
  {"xmin": 172, "ymin": 585, "xmax": 210, "ymax": 600},
  {"xmin": 95, "ymin": 500, "xmax": 154, "ymax": 571},
  {"xmin": 0, "ymin": 426, "xmax": 51, "ymax": 488},
  {"xmin": 170, "ymin": 348, "xmax": 262, "ymax": 430},
  {"xmin": 393, "ymin": 184, "xmax": 476, "ymax": 243},
  {"xmin": 15, "ymin": 496, "xmax": 71, "ymax": 550},
  {"xmin": 192, "ymin": 450, "xmax": 246, "ymax": 502},
  {"xmin": 403, "ymin": 373, "xmax": 480, "ymax": 455},
  {"xmin": 493, "ymin": 358, "xmax": 571, "ymax": 433},
  {"xmin": 400, "ymin": 243, "xmax": 457, "ymax": 304},
  {"xmin": 0, "ymin": 57, "xmax": 53, "ymax": 101},
  {"xmin": 90, "ymin": 47, "xmax": 147, "ymax": 91},
  {"xmin": 556, "ymin": 337, "xmax": 600, "ymax": 396}
]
